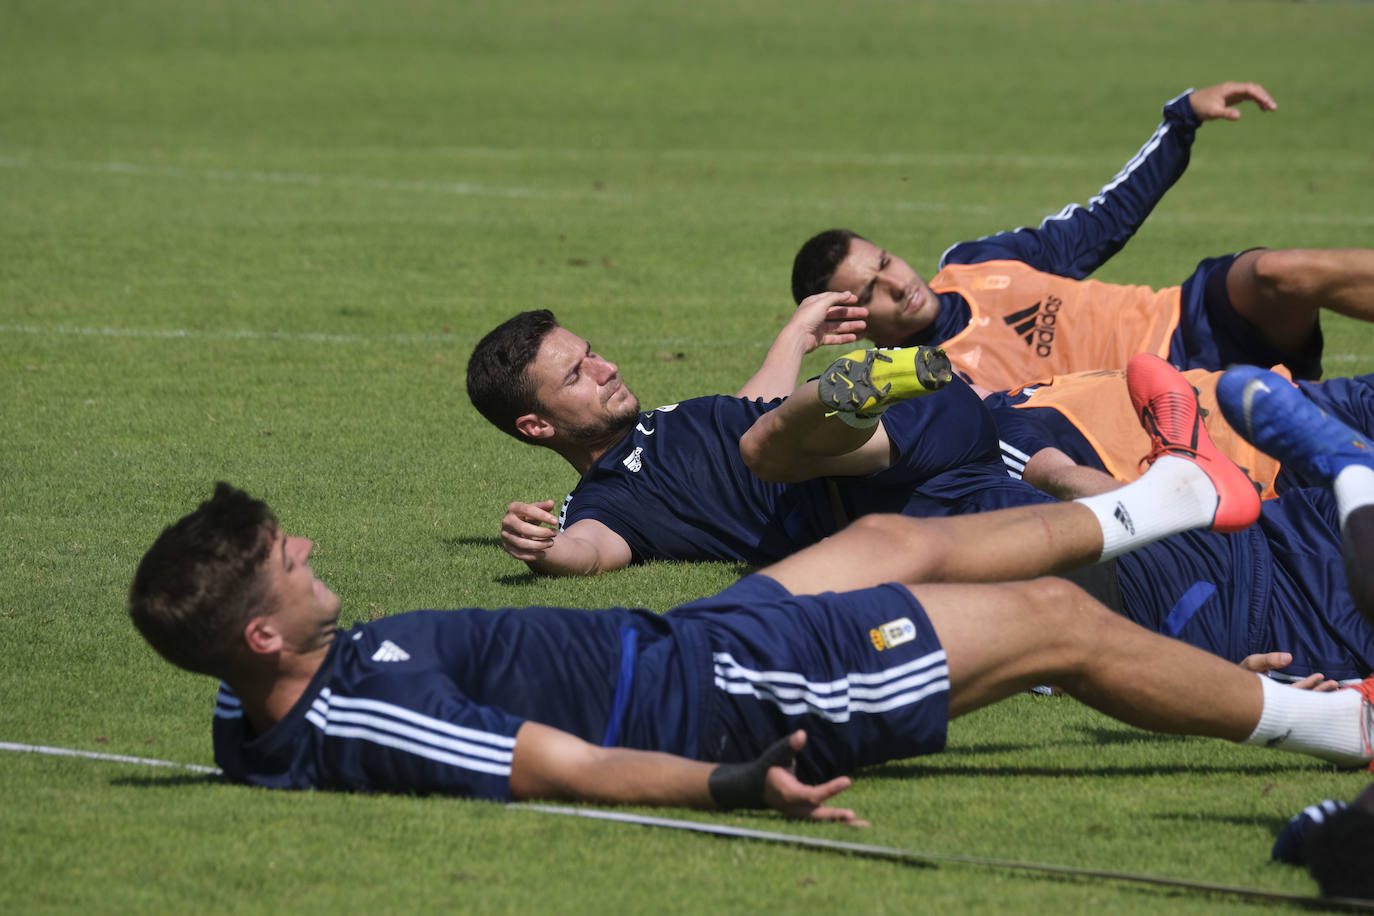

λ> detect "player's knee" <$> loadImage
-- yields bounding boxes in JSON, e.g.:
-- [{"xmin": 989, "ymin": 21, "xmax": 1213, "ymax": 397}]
[
  {"xmin": 1248, "ymin": 248, "xmax": 1325, "ymax": 301},
  {"xmin": 1016, "ymin": 576, "xmax": 1091, "ymax": 620},
  {"xmin": 1015, "ymin": 577, "xmax": 1114, "ymax": 648}
]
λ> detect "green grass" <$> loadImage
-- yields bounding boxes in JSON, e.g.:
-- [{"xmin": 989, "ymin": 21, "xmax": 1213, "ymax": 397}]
[{"xmin": 4, "ymin": 0, "xmax": 1374, "ymax": 911}]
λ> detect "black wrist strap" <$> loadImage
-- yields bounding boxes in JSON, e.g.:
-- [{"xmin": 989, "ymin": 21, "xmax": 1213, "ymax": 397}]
[{"xmin": 707, "ymin": 735, "xmax": 796, "ymax": 811}]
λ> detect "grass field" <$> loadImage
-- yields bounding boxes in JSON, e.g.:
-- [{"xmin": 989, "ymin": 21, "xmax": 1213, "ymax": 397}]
[{"xmin": 4, "ymin": 0, "xmax": 1374, "ymax": 911}]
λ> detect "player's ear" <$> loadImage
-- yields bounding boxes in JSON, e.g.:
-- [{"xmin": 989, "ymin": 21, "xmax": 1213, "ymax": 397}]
[
  {"xmin": 242, "ymin": 616, "xmax": 284, "ymax": 657},
  {"xmin": 515, "ymin": 412, "xmax": 555, "ymax": 441}
]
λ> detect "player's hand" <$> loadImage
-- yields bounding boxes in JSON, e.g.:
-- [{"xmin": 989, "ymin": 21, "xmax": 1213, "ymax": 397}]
[
  {"xmin": 762, "ymin": 731, "xmax": 869, "ymax": 826},
  {"xmin": 500, "ymin": 499, "xmax": 561, "ymax": 561},
  {"xmin": 790, "ymin": 291, "xmax": 868, "ymax": 352},
  {"xmin": 1188, "ymin": 81, "xmax": 1277, "ymax": 122},
  {"xmin": 1238, "ymin": 652, "xmax": 1340, "ymax": 691}
]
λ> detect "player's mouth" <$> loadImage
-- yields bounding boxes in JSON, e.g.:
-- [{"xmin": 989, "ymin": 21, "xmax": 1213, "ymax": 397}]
[{"xmin": 903, "ymin": 286, "xmax": 924, "ymax": 315}]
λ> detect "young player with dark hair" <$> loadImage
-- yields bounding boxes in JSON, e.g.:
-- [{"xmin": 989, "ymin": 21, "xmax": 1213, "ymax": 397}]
[
  {"xmin": 468, "ymin": 309, "xmax": 1374, "ymax": 683},
  {"xmin": 129, "ymin": 482, "xmax": 1374, "ymax": 820},
  {"xmin": 790, "ymin": 81, "xmax": 1374, "ymax": 391}
]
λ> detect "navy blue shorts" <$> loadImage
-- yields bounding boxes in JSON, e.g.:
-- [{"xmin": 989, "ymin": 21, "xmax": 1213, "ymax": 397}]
[
  {"xmin": 1119, "ymin": 488, "xmax": 1374, "ymax": 682},
  {"xmin": 1170, "ymin": 251, "xmax": 1324, "ymax": 380},
  {"xmin": 1273, "ymin": 375, "xmax": 1374, "ymax": 492},
  {"xmin": 669, "ymin": 575, "xmax": 950, "ymax": 782}
]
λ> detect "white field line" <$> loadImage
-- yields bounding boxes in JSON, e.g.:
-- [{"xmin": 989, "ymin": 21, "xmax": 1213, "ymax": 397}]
[
  {"xmin": 0, "ymin": 323, "xmax": 467, "ymax": 346},
  {"xmin": 0, "ymin": 155, "xmax": 634, "ymax": 204},
  {"xmin": 0, "ymin": 324, "xmax": 1367, "ymax": 367},
  {"xmin": 3, "ymin": 153, "xmax": 1371, "ymax": 224},
  {"xmin": 1, "ymin": 741, "xmax": 222, "ymax": 775}
]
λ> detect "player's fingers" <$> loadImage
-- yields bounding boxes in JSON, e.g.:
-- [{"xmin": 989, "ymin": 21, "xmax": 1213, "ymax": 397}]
[
  {"xmin": 1239, "ymin": 651, "xmax": 1292, "ymax": 673},
  {"xmin": 501, "ymin": 538, "xmax": 553, "ymax": 561},
  {"xmin": 799, "ymin": 290, "xmax": 857, "ymax": 311},
  {"xmin": 805, "ymin": 805, "xmax": 869, "ymax": 827},
  {"xmin": 824, "ymin": 305, "xmax": 868, "ymax": 320},
  {"xmin": 501, "ymin": 523, "xmax": 556, "ymax": 549},
  {"xmin": 511, "ymin": 504, "xmax": 559, "ymax": 527},
  {"xmin": 824, "ymin": 318, "xmax": 868, "ymax": 333},
  {"xmin": 1228, "ymin": 81, "xmax": 1277, "ymax": 111},
  {"xmin": 503, "ymin": 521, "xmax": 557, "ymax": 544}
]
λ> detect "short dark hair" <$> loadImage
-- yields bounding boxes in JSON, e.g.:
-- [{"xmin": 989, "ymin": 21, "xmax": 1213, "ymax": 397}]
[
  {"xmin": 466, "ymin": 310, "xmax": 560, "ymax": 440},
  {"xmin": 791, "ymin": 229, "xmax": 863, "ymax": 304},
  {"xmin": 1306, "ymin": 806, "xmax": 1374, "ymax": 899},
  {"xmin": 129, "ymin": 483, "xmax": 277, "ymax": 679}
]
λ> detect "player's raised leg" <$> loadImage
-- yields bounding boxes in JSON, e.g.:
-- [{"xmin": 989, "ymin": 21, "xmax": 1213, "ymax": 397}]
[
  {"xmin": 1072, "ymin": 353, "xmax": 1262, "ymax": 559},
  {"xmin": 1219, "ymin": 364, "xmax": 1374, "ymax": 623},
  {"xmin": 740, "ymin": 346, "xmax": 951, "ymax": 482},
  {"xmin": 1226, "ymin": 248, "xmax": 1374, "ymax": 354},
  {"xmin": 817, "ymin": 346, "xmax": 953, "ymax": 426},
  {"xmin": 911, "ymin": 576, "xmax": 1374, "ymax": 768}
]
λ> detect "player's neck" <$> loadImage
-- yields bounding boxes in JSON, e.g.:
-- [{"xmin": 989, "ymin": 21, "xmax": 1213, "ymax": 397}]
[
  {"xmin": 232, "ymin": 641, "xmax": 333, "ymax": 734},
  {"xmin": 557, "ymin": 428, "xmax": 633, "ymax": 477}
]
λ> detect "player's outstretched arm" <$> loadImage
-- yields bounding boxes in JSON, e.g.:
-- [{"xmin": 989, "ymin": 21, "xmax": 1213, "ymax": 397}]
[
  {"xmin": 1022, "ymin": 446, "xmax": 1123, "ymax": 499},
  {"xmin": 1188, "ymin": 81, "xmax": 1277, "ymax": 122},
  {"xmin": 500, "ymin": 502, "xmax": 632, "ymax": 576},
  {"xmin": 736, "ymin": 291, "xmax": 868, "ymax": 401},
  {"xmin": 510, "ymin": 723, "xmax": 865, "ymax": 824}
]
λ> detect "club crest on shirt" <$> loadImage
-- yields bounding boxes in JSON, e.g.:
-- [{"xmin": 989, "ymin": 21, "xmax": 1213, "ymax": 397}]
[{"xmin": 869, "ymin": 617, "xmax": 916, "ymax": 651}]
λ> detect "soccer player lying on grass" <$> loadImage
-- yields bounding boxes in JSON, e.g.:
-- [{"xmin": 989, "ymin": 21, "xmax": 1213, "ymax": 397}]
[
  {"xmin": 467, "ymin": 308, "xmax": 1018, "ymax": 578},
  {"xmin": 789, "ymin": 81, "xmax": 1374, "ymax": 391},
  {"xmin": 129, "ymin": 482, "xmax": 1374, "ymax": 821},
  {"xmin": 1212, "ymin": 371, "xmax": 1374, "ymax": 899},
  {"xmin": 982, "ymin": 366, "xmax": 1374, "ymax": 501},
  {"xmin": 1271, "ymin": 784, "xmax": 1374, "ymax": 900},
  {"xmin": 469, "ymin": 309, "xmax": 1374, "ymax": 682},
  {"xmin": 1218, "ymin": 365, "xmax": 1374, "ymax": 628}
]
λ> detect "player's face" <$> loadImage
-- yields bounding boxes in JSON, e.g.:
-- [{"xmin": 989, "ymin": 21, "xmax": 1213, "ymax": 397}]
[
  {"xmin": 827, "ymin": 238, "xmax": 939, "ymax": 345},
  {"xmin": 259, "ymin": 527, "xmax": 342, "ymax": 648},
  {"xmin": 527, "ymin": 327, "xmax": 641, "ymax": 443}
]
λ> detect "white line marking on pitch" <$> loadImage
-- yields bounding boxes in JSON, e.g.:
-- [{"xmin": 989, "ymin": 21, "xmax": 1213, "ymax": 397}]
[
  {"xmin": 0, "ymin": 155, "xmax": 634, "ymax": 204},
  {"xmin": 1, "ymin": 741, "xmax": 222, "ymax": 774},
  {"xmin": 4, "ymin": 153, "xmax": 1369, "ymax": 224},
  {"xmin": 0, "ymin": 324, "xmax": 467, "ymax": 345}
]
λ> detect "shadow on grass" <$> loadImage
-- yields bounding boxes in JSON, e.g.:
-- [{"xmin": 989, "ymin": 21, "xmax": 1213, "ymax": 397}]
[
  {"xmin": 1154, "ymin": 810, "xmax": 1291, "ymax": 833},
  {"xmin": 109, "ymin": 773, "xmax": 226, "ymax": 789}
]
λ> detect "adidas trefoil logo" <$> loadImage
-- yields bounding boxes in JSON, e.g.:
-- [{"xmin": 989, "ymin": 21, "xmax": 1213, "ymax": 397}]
[
  {"xmin": 1002, "ymin": 296, "xmax": 1062, "ymax": 357},
  {"xmin": 372, "ymin": 640, "xmax": 410, "ymax": 663}
]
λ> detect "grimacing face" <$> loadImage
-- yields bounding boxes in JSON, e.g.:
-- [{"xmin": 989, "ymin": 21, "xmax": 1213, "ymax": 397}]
[
  {"xmin": 525, "ymin": 326, "xmax": 641, "ymax": 443},
  {"xmin": 827, "ymin": 237, "xmax": 940, "ymax": 345}
]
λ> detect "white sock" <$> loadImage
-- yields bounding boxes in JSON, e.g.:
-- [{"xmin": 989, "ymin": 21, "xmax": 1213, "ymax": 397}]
[
  {"xmin": 1075, "ymin": 456, "xmax": 1219, "ymax": 560},
  {"xmin": 1333, "ymin": 464, "xmax": 1374, "ymax": 529},
  {"xmin": 1243, "ymin": 674, "xmax": 1371, "ymax": 767}
]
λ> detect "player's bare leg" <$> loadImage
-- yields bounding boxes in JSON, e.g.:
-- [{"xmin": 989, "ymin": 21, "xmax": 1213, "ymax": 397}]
[
  {"xmin": 1218, "ymin": 364, "xmax": 1374, "ymax": 625},
  {"xmin": 740, "ymin": 346, "xmax": 951, "ymax": 482},
  {"xmin": 760, "ymin": 507, "xmax": 1106, "ymax": 596},
  {"xmin": 1227, "ymin": 247, "xmax": 1374, "ymax": 352},
  {"xmin": 914, "ymin": 577, "xmax": 1374, "ymax": 767}
]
